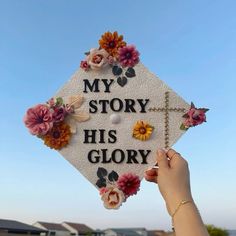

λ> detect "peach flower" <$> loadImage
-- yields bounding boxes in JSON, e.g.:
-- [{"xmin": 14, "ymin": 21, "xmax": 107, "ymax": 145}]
[
  {"xmin": 86, "ymin": 48, "xmax": 109, "ymax": 70},
  {"xmin": 101, "ymin": 187, "xmax": 125, "ymax": 209}
]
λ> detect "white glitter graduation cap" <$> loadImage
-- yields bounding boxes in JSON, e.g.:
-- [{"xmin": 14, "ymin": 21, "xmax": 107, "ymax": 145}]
[{"xmin": 24, "ymin": 31, "xmax": 208, "ymax": 209}]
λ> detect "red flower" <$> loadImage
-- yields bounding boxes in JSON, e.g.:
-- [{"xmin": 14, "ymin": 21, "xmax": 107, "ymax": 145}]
[
  {"xmin": 117, "ymin": 45, "xmax": 140, "ymax": 68},
  {"xmin": 181, "ymin": 103, "xmax": 209, "ymax": 129},
  {"xmin": 117, "ymin": 173, "xmax": 140, "ymax": 197}
]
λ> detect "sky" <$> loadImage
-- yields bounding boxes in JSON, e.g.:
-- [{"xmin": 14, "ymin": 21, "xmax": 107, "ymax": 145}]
[{"xmin": 0, "ymin": 0, "xmax": 236, "ymax": 231}]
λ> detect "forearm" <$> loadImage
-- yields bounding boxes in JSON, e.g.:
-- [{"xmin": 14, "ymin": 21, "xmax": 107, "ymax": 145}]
[{"xmin": 172, "ymin": 201, "xmax": 209, "ymax": 236}]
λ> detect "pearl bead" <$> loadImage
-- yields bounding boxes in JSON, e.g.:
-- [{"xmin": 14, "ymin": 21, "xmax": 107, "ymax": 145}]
[{"xmin": 110, "ymin": 114, "xmax": 121, "ymax": 124}]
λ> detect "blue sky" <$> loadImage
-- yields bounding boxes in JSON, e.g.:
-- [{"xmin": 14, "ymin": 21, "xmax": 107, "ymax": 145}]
[{"xmin": 0, "ymin": 0, "xmax": 236, "ymax": 231}]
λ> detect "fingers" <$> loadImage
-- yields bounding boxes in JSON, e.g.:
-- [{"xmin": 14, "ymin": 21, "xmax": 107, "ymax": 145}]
[
  {"xmin": 145, "ymin": 168, "xmax": 157, "ymax": 176},
  {"xmin": 166, "ymin": 148, "xmax": 188, "ymax": 168},
  {"xmin": 166, "ymin": 149, "xmax": 181, "ymax": 160},
  {"xmin": 144, "ymin": 168, "xmax": 158, "ymax": 183},
  {"xmin": 144, "ymin": 174, "xmax": 158, "ymax": 183},
  {"xmin": 144, "ymin": 148, "xmax": 186, "ymax": 184},
  {"xmin": 156, "ymin": 149, "xmax": 169, "ymax": 169}
]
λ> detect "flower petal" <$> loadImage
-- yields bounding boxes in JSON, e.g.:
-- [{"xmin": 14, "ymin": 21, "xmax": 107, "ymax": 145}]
[
  {"xmin": 65, "ymin": 117, "xmax": 77, "ymax": 134},
  {"xmin": 72, "ymin": 110, "xmax": 90, "ymax": 122},
  {"xmin": 67, "ymin": 95, "xmax": 84, "ymax": 109}
]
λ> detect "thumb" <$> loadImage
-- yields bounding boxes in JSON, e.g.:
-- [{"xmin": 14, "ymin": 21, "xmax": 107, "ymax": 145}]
[{"xmin": 156, "ymin": 149, "xmax": 169, "ymax": 169}]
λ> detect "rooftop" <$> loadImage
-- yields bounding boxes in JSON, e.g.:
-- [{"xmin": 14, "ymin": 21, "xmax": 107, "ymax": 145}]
[
  {"xmin": 147, "ymin": 230, "xmax": 166, "ymax": 236},
  {"xmin": 63, "ymin": 222, "xmax": 93, "ymax": 233},
  {"xmin": 106, "ymin": 228, "xmax": 142, "ymax": 236},
  {"xmin": 0, "ymin": 219, "xmax": 47, "ymax": 233},
  {"xmin": 37, "ymin": 222, "xmax": 68, "ymax": 231}
]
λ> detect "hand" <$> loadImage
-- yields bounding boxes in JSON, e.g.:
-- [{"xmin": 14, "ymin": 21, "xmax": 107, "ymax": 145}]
[{"xmin": 145, "ymin": 148, "xmax": 193, "ymax": 215}]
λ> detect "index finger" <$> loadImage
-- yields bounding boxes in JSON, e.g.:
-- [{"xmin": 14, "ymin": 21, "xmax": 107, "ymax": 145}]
[
  {"xmin": 166, "ymin": 148, "xmax": 182, "ymax": 167},
  {"xmin": 167, "ymin": 149, "xmax": 181, "ymax": 159}
]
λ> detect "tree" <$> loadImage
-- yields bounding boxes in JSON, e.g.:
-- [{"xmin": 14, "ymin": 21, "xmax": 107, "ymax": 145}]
[{"xmin": 206, "ymin": 225, "xmax": 228, "ymax": 236}]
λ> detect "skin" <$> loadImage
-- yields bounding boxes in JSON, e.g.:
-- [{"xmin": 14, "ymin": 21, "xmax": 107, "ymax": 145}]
[{"xmin": 145, "ymin": 148, "xmax": 209, "ymax": 236}]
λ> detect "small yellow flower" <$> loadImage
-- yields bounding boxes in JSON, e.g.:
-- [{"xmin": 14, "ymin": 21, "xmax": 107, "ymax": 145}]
[{"xmin": 132, "ymin": 120, "xmax": 154, "ymax": 141}]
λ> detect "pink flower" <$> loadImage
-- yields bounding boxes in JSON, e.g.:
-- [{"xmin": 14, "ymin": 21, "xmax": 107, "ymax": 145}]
[
  {"xmin": 80, "ymin": 60, "xmax": 90, "ymax": 71},
  {"xmin": 117, "ymin": 45, "xmax": 140, "ymax": 68},
  {"xmin": 86, "ymin": 48, "xmax": 109, "ymax": 70},
  {"xmin": 24, "ymin": 104, "xmax": 53, "ymax": 136},
  {"xmin": 99, "ymin": 187, "xmax": 108, "ymax": 195},
  {"xmin": 101, "ymin": 187, "xmax": 125, "ymax": 209},
  {"xmin": 52, "ymin": 106, "xmax": 67, "ymax": 122},
  {"xmin": 117, "ymin": 173, "xmax": 140, "ymax": 197},
  {"xmin": 182, "ymin": 103, "xmax": 209, "ymax": 129}
]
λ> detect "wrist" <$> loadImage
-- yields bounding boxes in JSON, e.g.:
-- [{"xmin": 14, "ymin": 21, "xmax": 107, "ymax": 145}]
[
  {"xmin": 165, "ymin": 193, "xmax": 193, "ymax": 215},
  {"xmin": 170, "ymin": 200, "xmax": 195, "ymax": 232}
]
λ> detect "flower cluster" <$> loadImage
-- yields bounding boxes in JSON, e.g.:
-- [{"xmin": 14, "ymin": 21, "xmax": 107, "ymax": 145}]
[
  {"xmin": 80, "ymin": 31, "xmax": 140, "ymax": 87},
  {"xmin": 24, "ymin": 96, "xmax": 90, "ymax": 150},
  {"xmin": 96, "ymin": 168, "xmax": 140, "ymax": 209},
  {"xmin": 180, "ymin": 102, "xmax": 209, "ymax": 130}
]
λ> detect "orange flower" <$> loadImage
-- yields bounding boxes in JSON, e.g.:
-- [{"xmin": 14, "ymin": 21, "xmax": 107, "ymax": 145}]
[
  {"xmin": 99, "ymin": 31, "xmax": 126, "ymax": 57},
  {"xmin": 43, "ymin": 122, "xmax": 71, "ymax": 150}
]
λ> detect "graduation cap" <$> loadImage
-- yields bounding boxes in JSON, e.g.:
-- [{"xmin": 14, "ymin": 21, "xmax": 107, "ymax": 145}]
[{"xmin": 24, "ymin": 31, "xmax": 208, "ymax": 209}]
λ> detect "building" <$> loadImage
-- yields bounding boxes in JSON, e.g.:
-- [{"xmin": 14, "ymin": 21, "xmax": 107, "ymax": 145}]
[
  {"xmin": 33, "ymin": 222, "xmax": 70, "ymax": 236},
  {"xmin": 62, "ymin": 222, "xmax": 104, "ymax": 236},
  {"xmin": 147, "ymin": 230, "xmax": 171, "ymax": 236},
  {"xmin": 0, "ymin": 219, "xmax": 47, "ymax": 236},
  {"xmin": 104, "ymin": 229, "xmax": 172, "ymax": 236},
  {"xmin": 34, "ymin": 222, "xmax": 102, "ymax": 236},
  {"xmin": 104, "ymin": 228, "xmax": 147, "ymax": 236}
]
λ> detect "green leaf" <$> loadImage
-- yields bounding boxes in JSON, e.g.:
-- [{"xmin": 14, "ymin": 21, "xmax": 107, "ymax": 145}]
[
  {"xmin": 112, "ymin": 65, "xmax": 122, "ymax": 76},
  {"xmin": 180, "ymin": 123, "xmax": 188, "ymax": 131},
  {"xmin": 56, "ymin": 97, "xmax": 63, "ymax": 106},
  {"xmin": 125, "ymin": 67, "xmax": 136, "ymax": 78},
  {"xmin": 117, "ymin": 76, "xmax": 127, "ymax": 87}
]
